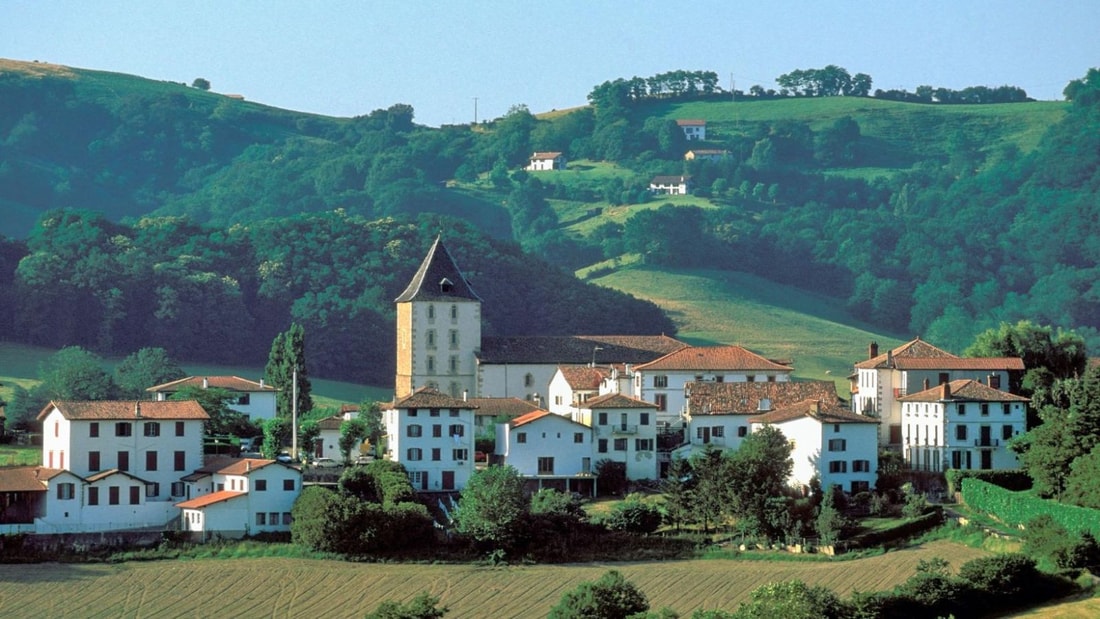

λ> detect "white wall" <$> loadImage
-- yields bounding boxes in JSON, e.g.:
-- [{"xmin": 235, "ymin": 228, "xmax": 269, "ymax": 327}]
[{"xmin": 501, "ymin": 415, "xmax": 593, "ymax": 477}]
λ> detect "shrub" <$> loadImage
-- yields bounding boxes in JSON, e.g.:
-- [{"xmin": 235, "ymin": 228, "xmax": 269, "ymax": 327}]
[
  {"xmin": 364, "ymin": 592, "xmax": 447, "ymax": 619},
  {"xmin": 599, "ymin": 495, "xmax": 662, "ymax": 534},
  {"xmin": 595, "ymin": 459, "xmax": 627, "ymax": 496},
  {"xmin": 733, "ymin": 580, "xmax": 849, "ymax": 619},
  {"xmin": 944, "ymin": 468, "xmax": 1032, "ymax": 495},
  {"xmin": 961, "ymin": 478, "xmax": 1100, "ymax": 537},
  {"xmin": 957, "ymin": 554, "xmax": 1038, "ymax": 605},
  {"xmin": 547, "ymin": 570, "xmax": 649, "ymax": 619}
]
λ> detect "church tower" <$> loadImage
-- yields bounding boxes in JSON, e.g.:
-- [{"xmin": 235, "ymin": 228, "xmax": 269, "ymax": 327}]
[{"xmin": 394, "ymin": 236, "xmax": 482, "ymax": 399}]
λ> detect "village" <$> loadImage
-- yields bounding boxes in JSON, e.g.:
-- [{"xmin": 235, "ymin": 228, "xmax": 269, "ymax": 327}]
[{"xmin": 0, "ymin": 236, "xmax": 1029, "ymax": 541}]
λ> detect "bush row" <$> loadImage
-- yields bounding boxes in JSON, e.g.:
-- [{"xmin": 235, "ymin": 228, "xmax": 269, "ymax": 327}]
[
  {"xmin": 944, "ymin": 468, "xmax": 1032, "ymax": 495},
  {"xmin": 960, "ymin": 478, "xmax": 1100, "ymax": 536}
]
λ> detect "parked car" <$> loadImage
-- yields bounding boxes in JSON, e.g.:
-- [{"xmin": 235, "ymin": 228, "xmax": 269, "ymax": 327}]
[
  {"xmin": 311, "ymin": 457, "xmax": 340, "ymax": 468},
  {"xmin": 275, "ymin": 452, "xmax": 293, "ymax": 464},
  {"xmin": 354, "ymin": 454, "xmax": 374, "ymax": 465}
]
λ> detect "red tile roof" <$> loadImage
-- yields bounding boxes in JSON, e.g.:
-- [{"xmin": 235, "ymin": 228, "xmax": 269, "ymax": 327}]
[
  {"xmin": 0, "ymin": 467, "xmax": 63, "ymax": 492},
  {"xmin": 85, "ymin": 469, "xmax": 148, "ymax": 484},
  {"xmin": 191, "ymin": 456, "xmax": 278, "ymax": 476},
  {"xmin": 176, "ymin": 490, "xmax": 246, "ymax": 509},
  {"xmin": 467, "ymin": 397, "xmax": 542, "ymax": 419},
  {"xmin": 687, "ymin": 380, "xmax": 841, "ymax": 415},
  {"xmin": 511, "ymin": 409, "xmax": 589, "ymax": 430},
  {"xmin": 479, "ymin": 335, "xmax": 686, "ymax": 365},
  {"xmin": 676, "ymin": 119, "xmax": 706, "ymax": 126},
  {"xmin": 390, "ymin": 386, "xmax": 479, "ymax": 410},
  {"xmin": 558, "ymin": 366, "xmax": 610, "ymax": 390},
  {"xmin": 37, "ymin": 400, "xmax": 209, "ymax": 422},
  {"xmin": 530, "ymin": 151, "xmax": 563, "ymax": 159},
  {"xmin": 317, "ymin": 415, "xmax": 346, "ymax": 430},
  {"xmin": 582, "ymin": 393, "xmax": 655, "ymax": 409},
  {"xmin": 749, "ymin": 399, "xmax": 877, "ymax": 425},
  {"xmin": 897, "ymin": 379, "xmax": 1030, "ymax": 403},
  {"xmin": 636, "ymin": 345, "xmax": 793, "ymax": 373},
  {"xmin": 147, "ymin": 376, "xmax": 276, "ymax": 393}
]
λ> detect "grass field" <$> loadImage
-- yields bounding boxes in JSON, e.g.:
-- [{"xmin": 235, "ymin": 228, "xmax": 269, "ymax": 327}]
[
  {"xmin": 0, "ymin": 540, "xmax": 988, "ymax": 618},
  {"xmin": 590, "ymin": 265, "xmax": 904, "ymax": 389}
]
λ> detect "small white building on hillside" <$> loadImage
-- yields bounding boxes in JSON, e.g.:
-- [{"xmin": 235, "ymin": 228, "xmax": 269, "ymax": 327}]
[
  {"xmin": 147, "ymin": 376, "xmax": 278, "ymax": 422},
  {"xmin": 676, "ymin": 119, "xmax": 706, "ymax": 140},
  {"xmin": 527, "ymin": 151, "xmax": 567, "ymax": 171}
]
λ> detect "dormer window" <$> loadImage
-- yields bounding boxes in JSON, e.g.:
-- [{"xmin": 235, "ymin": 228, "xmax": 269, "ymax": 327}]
[{"xmin": 440, "ymin": 278, "xmax": 454, "ymax": 294}]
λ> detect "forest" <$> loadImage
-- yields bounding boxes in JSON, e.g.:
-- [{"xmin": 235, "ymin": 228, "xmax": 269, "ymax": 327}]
[{"xmin": 1, "ymin": 61, "xmax": 1099, "ymax": 376}]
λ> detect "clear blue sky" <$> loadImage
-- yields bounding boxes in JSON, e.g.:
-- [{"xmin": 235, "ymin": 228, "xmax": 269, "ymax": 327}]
[{"xmin": 4, "ymin": 1, "xmax": 1098, "ymax": 127}]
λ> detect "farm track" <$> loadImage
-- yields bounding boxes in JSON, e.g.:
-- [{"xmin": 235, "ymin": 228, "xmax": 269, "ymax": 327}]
[{"xmin": 0, "ymin": 540, "xmax": 988, "ymax": 618}]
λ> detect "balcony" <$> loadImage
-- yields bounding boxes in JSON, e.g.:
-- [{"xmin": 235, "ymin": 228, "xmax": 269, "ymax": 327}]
[
  {"xmin": 692, "ymin": 435, "xmax": 726, "ymax": 447},
  {"xmin": 974, "ymin": 438, "xmax": 999, "ymax": 448},
  {"xmin": 611, "ymin": 424, "xmax": 638, "ymax": 436}
]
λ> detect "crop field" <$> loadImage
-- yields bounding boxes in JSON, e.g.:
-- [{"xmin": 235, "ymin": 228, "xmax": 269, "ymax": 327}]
[{"xmin": 0, "ymin": 540, "xmax": 987, "ymax": 618}]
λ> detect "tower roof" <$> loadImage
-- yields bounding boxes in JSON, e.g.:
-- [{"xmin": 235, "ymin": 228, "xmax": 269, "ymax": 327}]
[{"xmin": 395, "ymin": 236, "xmax": 481, "ymax": 303}]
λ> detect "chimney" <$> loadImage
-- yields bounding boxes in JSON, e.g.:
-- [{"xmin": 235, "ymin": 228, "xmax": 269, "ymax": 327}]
[
  {"xmin": 202, "ymin": 377, "xmax": 209, "ymax": 389},
  {"xmin": 246, "ymin": 460, "xmax": 251, "ymax": 472},
  {"xmin": 135, "ymin": 402, "xmax": 142, "ymax": 418},
  {"xmin": 989, "ymin": 374, "xmax": 1001, "ymax": 390},
  {"xmin": 886, "ymin": 350, "xmax": 894, "ymax": 368},
  {"xmin": 462, "ymin": 389, "xmax": 468, "ymax": 402},
  {"xmin": 941, "ymin": 382, "xmax": 951, "ymax": 400},
  {"xmin": 259, "ymin": 378, "xmax": 264, "ymax": 388},
  {"xmin": 812, "ymin": 400, "xmax": 821, "ymax": 416},
  {"xmin": 869, "ymin": 341, "xmax": 879, "ymax": 359},
  {"xmin": 923, "ymin": 378, "xmax": 930, "ymax": 391}
]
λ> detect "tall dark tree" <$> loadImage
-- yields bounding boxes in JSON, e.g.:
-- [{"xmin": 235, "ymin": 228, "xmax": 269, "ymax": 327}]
[{"xmin": 265, "ymin": 323, "xmax": 312, "ymax": 417}]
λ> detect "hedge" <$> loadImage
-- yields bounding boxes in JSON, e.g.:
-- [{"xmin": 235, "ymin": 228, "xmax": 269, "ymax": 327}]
[
  {"xmin": 945, "ymin": 469, "xmax": 1032, "ymax": 495},
  {"xmin": 960, "ymin": 478, "xmax": 1100, "ymax": 537}
]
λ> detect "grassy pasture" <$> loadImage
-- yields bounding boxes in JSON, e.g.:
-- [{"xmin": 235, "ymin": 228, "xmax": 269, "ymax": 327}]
[
  {"xmin": 590, "ymin": 266, "xmax": 904, "ymax": 389},
  {"xmin": 0, "ymin": 540, "xmax": 987, "ymax": 618}
]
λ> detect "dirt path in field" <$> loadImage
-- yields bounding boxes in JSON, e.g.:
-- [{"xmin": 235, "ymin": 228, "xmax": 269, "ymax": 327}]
[{"xmin": 0, "ymin": 539, "xmax": 988, "ymax": 618}]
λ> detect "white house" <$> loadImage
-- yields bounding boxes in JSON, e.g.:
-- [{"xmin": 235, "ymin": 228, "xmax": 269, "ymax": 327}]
[
  {"xmin": 851, "ymin": 338, "xmax": 1024, "ymax": 447},
  {"xmin": 383, "ymin": 386, "xmax": 477, "ymax": 492},
  {"xmin": 547, "ymin": 365, "xmax": 610, "ymax": 415},
  {"xmin": 576, "ymin": 393, "xmax": 659, "ymax": 480},
  {"xmin": 684, "ymin": 149, "xmax": 729, "ymax": 161},
  {"xmin": 176, "ymin": 456, "xmax": 301, "ymax": 539},
  {"xmin": 147, "ymin": 376, "xmax": 278, "ymax": 422},
  {"xmin": 897, "ymin": 379, "xmax": 1029, "ymax": 472},
  {"xmin": 496, "ymin": 409, "xmax": 595, "ymax": 495},
  {"xmin": 677, "ymin": 379, "xmax": 841, "ymax": 461},
  {"xmin": 649, "ymin": 175, "xmax": 694, "ymax": 195},
  {"xmin": 750, "ymin": 399, "xmax": 879, "ymax": 495},
  {"xmin": 314, "ymin": 414, "xmax": 346, "ymax": 460},
  {"xmin": 676, "ymin": 119, "xmax": 706, "ymax": 140},
  {"xmin": 527, "ymin": 151, "xmax": 567, "ymax": 171},
  {"xmin": 477, "ymin": 335, "xmax": 686, "ymax": 406},
  {"xmin": 632, "ymin": 345, "xmax": 794, "ymax": 429}
]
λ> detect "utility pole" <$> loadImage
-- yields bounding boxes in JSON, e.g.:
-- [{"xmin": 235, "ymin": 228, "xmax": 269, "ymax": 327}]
[
  {"xmin": 473, "ymin": 97, "xmax": 478, "ymax": 125},
  {"xmin": 291, "ymin": 367, "xmax": 298, "ymax": 461}
]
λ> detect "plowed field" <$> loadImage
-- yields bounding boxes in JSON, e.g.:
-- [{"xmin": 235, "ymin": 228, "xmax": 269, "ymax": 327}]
[{"xmin": 0, "ymin": 540, "xmax": 988, "ymax": 618}]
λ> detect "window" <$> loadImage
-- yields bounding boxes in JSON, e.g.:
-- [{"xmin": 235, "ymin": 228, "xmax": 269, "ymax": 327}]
[
  {"xmin": 1002, "ymin": 425, "xmax": 1014, "ymax": 440},
  {"xmin": 408, "ymin": 409, "xmax": 418, "ymax": 417},
  {"xmin": 427, "ymin": 305, "xmax": 435, "ymax": 321},
  {"xmin": 129, "ymin": 486, "xmax": 140, "ymax": 505},
  {"xmin": 449, "ymin": 408, "xmax": 459, "ymax": 417},
  {"xmin": 170, "ymin": 482, "xmax": 184, "ymax": 497},
  {"xmin": 255, "ymin": 479, "xmax": 267, "ymax": 491},
  {"xmin": 450, "ymin": 304, "xmax": 458, "ymax": 321},
  {"xmin": 146, "ymin": 451, "xmax": 158, "ymax": 471},
  {"xmin": 640, "ymin": 412, "xmax": 650, "ymax": 426},
  {"xmin": 175, "ymin": 421, "xmax": 185, "ymax": 436},
  {"xmin": 282, "ymin": 512, "xmax": 293, "ymax": 525},
  {"xmin": 853, "ymin": 459, "xmax": 871, "ymax": 472},
  {"xmin": 174, "ymin": 451, "xmax": 186, "ymax": 471},
  {"xmin": 453, "ymin": 449, "xmax": 468, "ymax": 461},
  {"xmin": 57, "ymin": 483, "xmax": 75, "ymax": 500},
  {"xmin": 430, "ymin": 408, "xmax": 441, "ymax": 417},
  {"xmin": 833, "ymin": 424, "xmax": 841, "ymax": 433},
  {"xmin": 574, "ymin": 432, "xmax": 584, "ymax": 444},
  {"xmin": 432, "ymin": 448, "xmax": 441, "ymax": 461},
  {"xmin": 118, "ymin": 451, "xmax": 130, "ymax": 472},
  {"xmin": 449, "ymin": 330, "xmax": 459, "ymax": 349},
  {"xmin": 712, "ymin": 426, "xmax": 725, "ymax": 437},
  {"xmin": 109, "ymin": 486, "xmax": 120, "ymax": 505},
  {"xmin": 613, "ymin": 438, "xmax": 627, "ymax": 451},
  {"xmin": 269, "ymin": 512, "xmax": 279, "ymax": 526},
  {"xmin": 88, "ymin": 487, "xmax": 99, "ymax": 505},
  {"xmin": 654, "ymin": 375, "xmax": 668, "ymax": 388},
  {"xmin": 957, "ymin": 403, "xmax": 966, "ymax": 415},
  {"xmin": 256, "ymin": 512, "xmax": 267, "ymax": 526},
  {"xmin": 426, "ymin": 355, "xmax": 435, "ymax": 374},
  {"xmin": 115, "ymin": 422, "xmax": 132, "ymax": 437},
  {"xmin": 598, "ymin": 439, "xmax": 608, "ymax": 453},
  {"xmin": 635, "ymin": 438, "xmax": 654, "ymax": 451},
  {"xmin": 449, "ymin": 424, "xmax": 464, "ymax": 437},
  {"xmin": 737, "ymin": 426, "xmax": 748, "ymax": 437},
  {"xmin": 827, "ymin": 438, "xmax": 847, "ymax": 452},
  {"xmin": 597, "ymin": 412, "xmax": 607, "ymax": 425},
  {"xmin": 449, "ymin": 356, "xmax": 458, "ymax": 375},
  {"xmin": 146, "ymin": 483, "xmax": 159, "ymax": 498},
  {"xmin": 143, "ymin": 422, "xmax": 160, "ymax": 437},
  {"xmin": 426, "ymin": 329, "xmax": 436, "ymax": 348},
  {"xmin": 283, "ymin": 479, "xmax": 295, "ymax": 491},
  {"xmin": 407, "ymin": 448, "xmax": 423, "ymax": 461},
  {"xmin": 828, "ymin": 461, "xmax": 848, "ymax": 473},
  {"xmin": 654, "ymin": 394, "xmax": 667, "ymax": 412},
  {"xmin": 89, "ymin": 451, "xmax": 101, "ymax": 472},
  {"xmin": 433, "ymin": 424, "xmax": 442, "ymax": 438},
  {"xmin": 980, "ymin": 403, "xmax": 989, "ymax": 416},
  {"xmin": 237, "ymin": 394, "xmax": 251, "ymax": 406},
  {"xmin": 89, "ymin": 422, "xmax": 99, "ymax": 438},
  {"xmin": 956, "ymin": 425, "xmax": 968, "ymax": 441},
  {"xmin": 407, "ymin": 424, "xmax": 422, "ymax": 438},
  {"xmin": 538, "ymin": 457, "xmax": 554, "ymax": 475},
  {"xmin": 851, "ymin": 481, "xmax": 870, "ymax": 493},
  {"xmin": 524, "ymin": 373, "xmax": 533, "ymax": 387}
]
